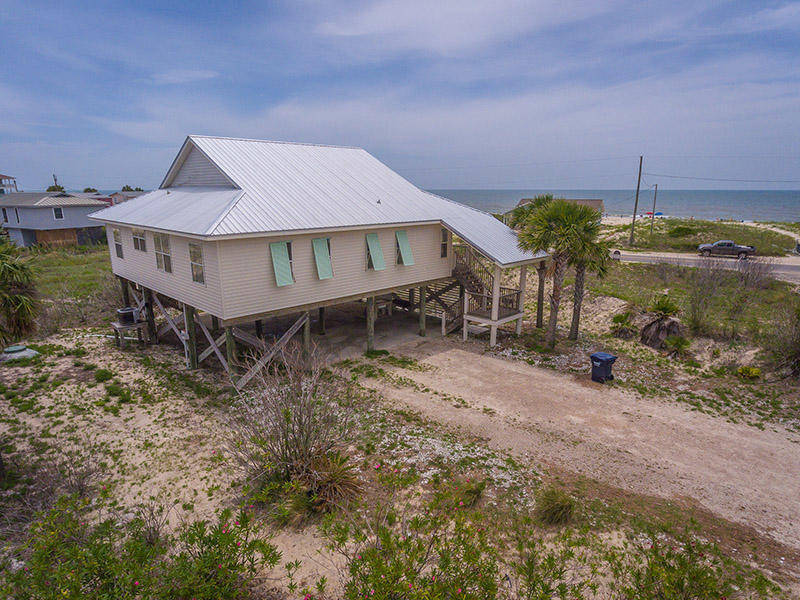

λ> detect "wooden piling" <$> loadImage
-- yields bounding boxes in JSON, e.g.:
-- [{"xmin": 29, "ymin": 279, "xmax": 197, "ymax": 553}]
[
  {"xmin": 184, "ymin": 305, "xmax": 198, "ymax": 370},
  {"xmin": 317, "ymin": 306, "xmax": 326, "ymax": 335},
  {"xmin": 143, "ymin": 288, "xmax": 157, "ymax": 343},
  {"xmin": 118, "ymin": 276, "xmax": 130, "ymax": 306},
  {"xmin": 419, "ymin": 286, "xmax": 427, "ymax": 337},
  {"xmin": 366, "ymin": 297, "xmax": 375, "ymax": 351},
  {"xmin": 303, "ymin": 312, "xmax": 311, "ymax": 352},
  {"xmin": 225, "ymin": 326, "xmax": 238, "ymax": 375}
]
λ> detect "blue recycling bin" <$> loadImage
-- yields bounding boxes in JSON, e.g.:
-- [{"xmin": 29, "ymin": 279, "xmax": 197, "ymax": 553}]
[{"xmin": 590, "ymin": 352, "xmax": 617, "ymax": 383}]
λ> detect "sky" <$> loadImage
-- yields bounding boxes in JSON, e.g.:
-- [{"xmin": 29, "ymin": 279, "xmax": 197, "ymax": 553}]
[{"xmin": 1, "ymin": 0, "xmax": 799, "ymax": 191}]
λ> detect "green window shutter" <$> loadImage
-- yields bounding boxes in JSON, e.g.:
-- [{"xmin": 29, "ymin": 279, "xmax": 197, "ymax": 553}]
[
  {"xmin": 270, "ymin": 241, "xmax": 294, "ymax": 286},
  {"xmin": 366, "ymin": 233, "xmax": 386, "ymax": 271},
  {"xmin": 312, "ymin": 237, "xmax": 333, "ymax": 280},
  {"xmin": 395, "ymin": 230, "xmax": 414, "ymax": 266}
]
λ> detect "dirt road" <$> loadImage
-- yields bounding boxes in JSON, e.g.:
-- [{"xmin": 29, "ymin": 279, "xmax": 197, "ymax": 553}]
[{"xmin": 364, "ymin": 338, "xmax": 800, "ymax": 550}]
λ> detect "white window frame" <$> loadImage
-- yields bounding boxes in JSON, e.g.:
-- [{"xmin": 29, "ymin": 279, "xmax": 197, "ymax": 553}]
[
  {"xmin": 132, "ymin": 229, "xmax": 147, "ymax": 252},
  {"xmin": 153, "ymin": 233, "xmax": 172, "ymax": 273},
  {"xmin": 441, "ymin": 228, "xmax": 449, "ymax": 258},
  {"xmin": 188, "ymin": 242, "xmax": 205, "ymax": 284},
  {"xmin": 112, "ymin": 228, "xmax": 123, "ymax": 259},
  {"xmin": 53, "ymin": 207, "xmax": 64, "ymax": 220}
]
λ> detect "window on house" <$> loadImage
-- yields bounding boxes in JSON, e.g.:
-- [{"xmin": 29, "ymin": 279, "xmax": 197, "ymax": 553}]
[
  {"xmin": 270, "ymin": 241, "xmax": 294, "ymax": 286},
  {"xmin": 312, "ymin": 237, "xmax": 333, "ymax": 280},
  {"xmin": 153, "ymin": 233, "xmax": 172, "ymax": 273},
  {"xmin": 53, "ymin": 207, "xmax": 64, "ymax": 220},
  {"xmin": 1, "ymin": 208, "xmax": 7, "ymax": 223},
  {"xmin": 132, "ymin": 229, "xmax": 147, "ymax": 252},
  {"xmin": 395, "ymin": 230, "xmax": 414, "ymax": 266},
  {"xmin": 112, "ymin": 228, "xmax": 123, "ymax": 259},
  {"xmin": 14, "ymin": 208, "xmax": 19, "ymax": 223},
  {"xmin": 441, "ymin": 228, "xmax": 449, "ymax": 258},
  {"xmin": 365, "ymin": 233, "xmax": 386, "ymax": 271},
  {"xmin": 189, "ymin": 243, "xmax": 205, "ymax": 284}
]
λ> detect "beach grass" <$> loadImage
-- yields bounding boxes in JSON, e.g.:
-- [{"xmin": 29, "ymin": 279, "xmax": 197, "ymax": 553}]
[
  {"xmin": 588, "ymin": 261, "xmax": 794, "ymax": 337},
  {"xmin": 26, "ymin": 245, "xmax": 112, "ymax": 298},
  {"xmin": 604, "ymin": 218, "xmax": 795, "ymax": 256}
]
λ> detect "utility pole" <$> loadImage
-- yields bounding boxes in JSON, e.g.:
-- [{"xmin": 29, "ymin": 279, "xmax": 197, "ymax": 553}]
[
  {"xmin": 628, "ymin": 155, "xmax": 643, "ymax": 246},
  {"xmin": 650, "ymin": 183, "xmax": 658, "ymax": 235}
]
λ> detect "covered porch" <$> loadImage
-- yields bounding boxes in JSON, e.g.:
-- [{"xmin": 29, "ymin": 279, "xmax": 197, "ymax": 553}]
[{"xmin": 452, "ymin": 244, "xmax": 547, "ymax": 346}]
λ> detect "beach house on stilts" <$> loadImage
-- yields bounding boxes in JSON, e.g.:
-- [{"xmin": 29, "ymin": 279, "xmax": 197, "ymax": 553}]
[{"xmin": 90, "ymin": 136, "xmax": 547, "ymax": 386}]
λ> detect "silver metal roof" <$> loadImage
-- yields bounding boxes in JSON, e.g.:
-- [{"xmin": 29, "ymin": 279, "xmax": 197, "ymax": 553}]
[
  {"xmin": 91, "ymin": 135, "xmax": 545, "ymax": 266},
  {"xmin": 0, "ymin": 192, "xmax": 108, "ymax": 208}
]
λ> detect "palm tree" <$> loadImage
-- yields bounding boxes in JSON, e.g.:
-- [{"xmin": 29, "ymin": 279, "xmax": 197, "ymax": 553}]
[
  {"xmin": 507, "ymin": 194, "xmax": 554, "ymax": 229},
  {"xmin": 568, "ymin": 208, "xmax": 610, "ymax": 340},
  {"xmin": 517, "ymin": 199, "xmax": 587, "ymax": 348},
  {"xmin": 0, "ymin": 242, "xmax": 37, "ymax": 344}
]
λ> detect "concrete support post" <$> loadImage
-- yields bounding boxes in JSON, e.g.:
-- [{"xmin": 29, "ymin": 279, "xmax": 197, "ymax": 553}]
[
  {"xmin": 516, "ymin": 265, "xmax": 528, "ymax": 335},
  {"xmin": 366, "ymin": 297, "xmax": 375, "ymax": 352},
  {"xmin": 118, "ymin": 276, "xmax": 130, "ymax": 306},
  {"xmin": 317, "ymin": 307, "xmax": 326, "ymax": 335},
  {"xmin": 225, "ymin": 326, "xmax": 238, "ymax": 375},
  {"xmin": 490, "ymin": 265, "xmax": 502, "ymax": 346},
  {"xmin": 303, "ymin": 312, "xmax": 311, "ymax": 352},
  {"xmin": 536, "ymin": 263, "xmax": 546, "ymax": 329},
  {"xmin": 419, "ymin": 286, "xmax": 427, "ymax": 337},
  {"xmin": 143, "ymin": 288, "xmax": 157, "ymax": 343},
  {"xmin": 184, "ymin": 305, "xmax": 198, "ymax": 370}
]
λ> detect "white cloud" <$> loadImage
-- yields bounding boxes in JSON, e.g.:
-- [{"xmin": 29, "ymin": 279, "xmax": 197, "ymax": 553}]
[
  {"xmin": 149, "ymin": 69, "xmax": 220, "ymax": 85},
  {"xmin": 317, "ymin": 0, "xmax": 614, "ymax": 56}
]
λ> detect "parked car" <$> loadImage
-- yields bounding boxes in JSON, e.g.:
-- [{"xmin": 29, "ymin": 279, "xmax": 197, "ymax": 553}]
[{"xmin": 697, "ymin": 240, "xmax": 756, "ymax": 259}]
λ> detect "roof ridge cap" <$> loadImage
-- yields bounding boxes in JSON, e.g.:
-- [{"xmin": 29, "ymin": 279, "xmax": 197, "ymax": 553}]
[{"xmin": 188, "ymin": 134, "xmax": 364, "ymax": 151}]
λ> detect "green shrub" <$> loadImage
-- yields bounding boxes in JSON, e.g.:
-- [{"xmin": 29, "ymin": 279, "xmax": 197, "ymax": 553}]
[
  {"xmin": 605, "ymin": 529, "xmax": 779, "ymax": 599},
  {"xmin": 93, "ymin": 368, "xmax": 113, "ymax": 383},
  {"xmin": 651, "ymin": 295, "xmax": 680, "ymax": 318},
  {"xmin": 533, "ymin": 486, "xmax": 576, "ymax": 526},
  {"xmin": 1, "ymin": 496, "xmax": 280, "ymax": 600},
  {"xmin": 327, "ymin": 510, "xmax": 499, "ymax": 600},
  {"xmin": 664, "ymin": 335, "xmax": 691, "ymax": 356},
  {"xmin": 610, "ymin": 311, "xmax": 637, "ymax": 339},
  {"xmin": 737, "ymin": 365, "xmax": 761, "ymax": 380},
  {"xmin": 667, "ymin": 225, "xmax": 696, "ymax": 238}
]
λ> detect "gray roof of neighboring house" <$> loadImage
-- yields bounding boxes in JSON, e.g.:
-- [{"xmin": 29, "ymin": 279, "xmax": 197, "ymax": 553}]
[
  {"xmin": 0, "ymin": 192, "xmax": 108, "ymax": 208},
  {"xmin": 91, "ymin": 135, "xmax": 546, "ymax": 266},
  {"xmin": 111, "ymin": 191, "xmax": 147, "ymax": 198}
]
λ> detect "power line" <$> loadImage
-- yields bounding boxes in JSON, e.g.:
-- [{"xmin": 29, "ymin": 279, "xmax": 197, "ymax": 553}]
[
  {"xmin": 644, "ymin": 172, "xmax": 800, "ymax": 184},
  {"xmin": 399, "ymin": 155, "xmax": 637, "ymax": 172}
]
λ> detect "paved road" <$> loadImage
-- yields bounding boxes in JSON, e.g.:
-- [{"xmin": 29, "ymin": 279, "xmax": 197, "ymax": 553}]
[{"xmin": 614, "ymin": 251, "xmax": 800, "ymax": 284}]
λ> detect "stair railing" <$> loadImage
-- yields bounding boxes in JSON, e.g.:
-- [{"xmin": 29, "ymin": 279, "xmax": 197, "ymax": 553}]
[{"xmin": 453, "ymin": 244, "xmax": 494, "ymax": 294}]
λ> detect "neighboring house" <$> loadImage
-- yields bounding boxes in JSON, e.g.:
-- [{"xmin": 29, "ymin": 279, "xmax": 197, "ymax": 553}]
[
  {"xmin": 90, "ymin": 135, "xmax": 547, "ymax": 375},
  {"xmin": 73, "ymin": 191, "xmax": 113, "ymax": 204},
  {"xmin": 110, "ymin": 190, "xmax": 147, "ymax": 205},
  {"xmin": 0, "ymin": 174, "xmax": 18, "ymax": 195},
  {"xmin": 0, "ymin": 192, "xmax": 109, "ymax": 247},
  {"xmin": 517, "ymin": 197, "xmax": 604, "ymax": 213}
]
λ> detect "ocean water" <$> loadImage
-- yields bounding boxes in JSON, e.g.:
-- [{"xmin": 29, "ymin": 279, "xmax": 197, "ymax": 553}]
[{"xmin": 429, "ymin": 189, "xmax": 800, "ymax": 222}]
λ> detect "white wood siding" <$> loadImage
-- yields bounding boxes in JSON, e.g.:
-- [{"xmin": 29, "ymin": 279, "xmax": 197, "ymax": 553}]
[
  {"xmin": 171, "ymin": 146, "xmax": 232, "ymax": 187},
  {"xmin": 217, "ymin": 224, "xmax": 453, "ymax": 320},
  {"xmin": 106, "ymin": 227, "xmax": 224, "ymax": 316}
]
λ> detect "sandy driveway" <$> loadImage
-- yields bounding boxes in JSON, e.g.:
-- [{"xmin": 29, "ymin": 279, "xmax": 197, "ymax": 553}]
[{"xmin": 364, "ymin": 338, "xmax": 800, "ymax": 550}]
